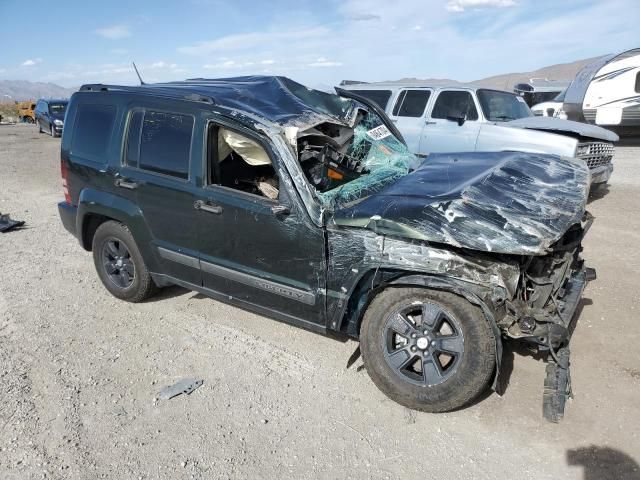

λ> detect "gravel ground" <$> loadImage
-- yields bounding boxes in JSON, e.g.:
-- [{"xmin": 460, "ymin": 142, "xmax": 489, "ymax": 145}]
[{"xmin": 1, "ymin": 124, "xmax": 639, "ymax": 480}]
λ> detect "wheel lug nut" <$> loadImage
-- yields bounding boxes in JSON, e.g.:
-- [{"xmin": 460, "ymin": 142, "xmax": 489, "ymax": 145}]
[
  {"xmin": 410, "ymin": 346, "xmax": 417, "ymax": 352},
  {"xmin": 411, "ymin": 333, "xmax": 417, "ymax": 338},
  {"xmin": 423, "ymin": 330, "xmax": 429, "ymax": 335},
  {"xmin": 431, "ymin": 341, "xmax": 437, "ymax": 347}
]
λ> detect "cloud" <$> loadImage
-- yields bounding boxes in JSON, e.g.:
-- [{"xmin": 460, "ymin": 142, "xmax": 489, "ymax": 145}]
[
  {"xmin": 446, "ymin": 0, "xmax": 516, "ymax": 12},
  {"xmin": 178, "ymin": 27, "xmax": 329, "ymax": 55},
  {"xmin": 150, "ymin": 61, "xmax": 178, "ymax": 69},
  {"xmin": 346, "ymin": 13, "xmax": 381, "ymax": 21},
  {"xmin": 95, "ymin": 25, "xmax": 131, "ymax": 39},
  {"xmin": 21, "ymin": 58, "xmax": 42, "ymax": 67},
  {"xmin": 308, "ymin": 57, "xmax": 343, "ymax": 68}
]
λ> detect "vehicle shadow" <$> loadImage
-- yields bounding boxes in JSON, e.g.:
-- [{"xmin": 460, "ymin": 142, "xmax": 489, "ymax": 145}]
[
  {"xmin": 587, "ymin": 184, "xmax": 610, "ymax": 203},
  {"xmin": 567, "ymin": 445, "xmax": 640, "ymax": 480},
  {"xmin": 617, "ymin": 137, "xmax": 640, "ymax": 147},
  {"xmin": 141, "ymin": 285, "xmax": 190, "ymax": 303}
]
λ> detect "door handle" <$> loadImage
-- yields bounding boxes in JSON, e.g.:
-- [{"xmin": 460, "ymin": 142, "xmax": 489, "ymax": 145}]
[
  {"xmin": 194, "ymin": 200, "xmax": 223, "ymax": 214},
  {"xmin": 425, "ymin": 120, "xmax": 436, "ymax": 125},
  {"xmin": 114, "ymin": 178, "xmax": 139, "ymax": 190}
]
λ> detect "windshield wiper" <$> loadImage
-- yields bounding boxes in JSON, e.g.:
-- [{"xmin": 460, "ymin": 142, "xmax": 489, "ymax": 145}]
[{"xmin": 492, "ymin": 115, "xmax": 516, "ymax": 121}]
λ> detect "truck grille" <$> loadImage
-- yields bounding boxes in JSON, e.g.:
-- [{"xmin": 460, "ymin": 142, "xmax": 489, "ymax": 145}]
[{"xmin": 576, "ymin": 142, "xmax": 614, "ymax": 169}]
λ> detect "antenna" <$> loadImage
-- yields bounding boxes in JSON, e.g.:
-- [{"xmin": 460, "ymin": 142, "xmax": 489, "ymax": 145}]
[{"xmin": 132, "ymin": 62, "xmax": 146, "ymax": 85}]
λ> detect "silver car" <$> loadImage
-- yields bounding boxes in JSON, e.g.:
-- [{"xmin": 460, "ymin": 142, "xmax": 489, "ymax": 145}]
[{"xmin": 339, "ymin": 83, "xmax": 618, "ymax": 185}]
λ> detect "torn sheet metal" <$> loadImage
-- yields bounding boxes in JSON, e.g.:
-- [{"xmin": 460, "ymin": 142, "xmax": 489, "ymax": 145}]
[
  {"xmin": 158, "ymin": 378, "xmax": 204, "ymax": 400},
  {"xmin": 0, "ymin": 213, "xmax": 25, "ymax": 233},
  {"xmin": 332, "ymin": 151, "xmax": 590, "ymax": 255}
]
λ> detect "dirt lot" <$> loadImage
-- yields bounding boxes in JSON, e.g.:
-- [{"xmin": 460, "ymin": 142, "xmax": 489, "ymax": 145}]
[{"xmin": 1, "ymin": 124, "xmax": 639, "ymax": 479}]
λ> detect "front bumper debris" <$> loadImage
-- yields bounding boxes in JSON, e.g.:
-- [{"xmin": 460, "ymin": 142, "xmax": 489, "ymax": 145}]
[{"xmin": 541, "ymin": 266, "xmax": 594, "ymax": 422}]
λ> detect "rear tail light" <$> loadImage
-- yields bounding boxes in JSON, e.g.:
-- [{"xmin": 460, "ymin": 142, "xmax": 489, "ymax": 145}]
[{"xmin": 61, "ymin": 159, "xmax": 71, "ymax": 204}]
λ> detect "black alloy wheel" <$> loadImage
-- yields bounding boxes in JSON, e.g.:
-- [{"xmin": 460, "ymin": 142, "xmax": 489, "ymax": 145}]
[
  {"xmin": 101, "ymin": 238, "xmax": 135, "ymax": 288},
  {"xmin": 383, "ymin": 301, "xmax": 464, "ymax": 387}
]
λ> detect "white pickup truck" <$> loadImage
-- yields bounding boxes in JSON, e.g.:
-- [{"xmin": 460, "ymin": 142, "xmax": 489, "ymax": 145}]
[{"xmin": 339, "ymin": 83, "xmax": 618, "ymax": 185}]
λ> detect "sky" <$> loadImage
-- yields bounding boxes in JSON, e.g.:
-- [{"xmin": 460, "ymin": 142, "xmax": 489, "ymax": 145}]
[{"xmin": 0, "ymin": 0, "xmax": 638, "ymax": 89}]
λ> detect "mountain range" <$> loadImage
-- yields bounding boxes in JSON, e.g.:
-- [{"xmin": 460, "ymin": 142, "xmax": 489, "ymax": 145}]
[{"xmin": 0, "ymin": 56, "xmax": 602, "ymax": 101}]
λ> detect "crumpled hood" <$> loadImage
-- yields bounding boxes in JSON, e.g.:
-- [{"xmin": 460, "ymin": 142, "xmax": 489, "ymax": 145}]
[
  {"xmin": 333, "ymin": 151, "xmax": 590, "ymax": 255},
  {"xmin": 506, "ymin": 116, "xmax": 619, "ymax": 142}
]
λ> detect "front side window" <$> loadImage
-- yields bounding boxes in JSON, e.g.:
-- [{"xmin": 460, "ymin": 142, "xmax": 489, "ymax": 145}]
[
  {"xmin": 635, "ymin": 71, "xmax": 640, "ymax": 93},
  {"xmin": 392, "ymin": 90, "xmax": 431, "ymax": 117},
  {"xmin": 431, "ymin": 91, "xmax": 478, "ymax": 121},
  {"xmin": 477, "ymin": 89, "xmax": 533, "ymax": 122},
  {"xmin": 349, "ymin": 90, "xmax": 393, "ymax": 110},
  {"xmin": 70, "ymin": 103, "xmax": 116, "ymax": 161},
  {"xmin": 207, "ymin": 124, "xmax": 278, "ymax": 200},
  {"xmin": 127, "ymin": 110, "xmax": 193, "ymax": 179}
]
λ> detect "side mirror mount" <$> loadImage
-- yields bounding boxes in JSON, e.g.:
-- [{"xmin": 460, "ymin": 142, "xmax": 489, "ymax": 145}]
[{"xmin": 446, "ymin": 112, "xmax": 466, "ymax": 126}]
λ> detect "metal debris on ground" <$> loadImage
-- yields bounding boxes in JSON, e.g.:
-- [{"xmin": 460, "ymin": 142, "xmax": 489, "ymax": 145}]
[
  {"xmin": 0, "ymin": 213, "xmax": 25, "ymax": 233},
  {"xmin": 158, "ymin": 378, "xmax": 204, "ymax": 400}
]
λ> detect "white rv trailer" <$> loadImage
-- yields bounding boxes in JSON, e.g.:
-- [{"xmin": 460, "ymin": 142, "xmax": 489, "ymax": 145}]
[{"xmin": 563, "ymin": 48, "xmax": 640, "ymax": 136}]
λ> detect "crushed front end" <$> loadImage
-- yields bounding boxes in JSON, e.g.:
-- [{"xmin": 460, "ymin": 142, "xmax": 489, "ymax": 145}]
[{"xmin": 496, "ymin": 212, "xmax": 595, "ymax": 422}]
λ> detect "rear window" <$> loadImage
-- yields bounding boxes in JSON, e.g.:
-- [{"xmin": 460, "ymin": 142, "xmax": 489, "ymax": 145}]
[
  {"xmin": 126, "ymin": 110, "xmax": 193, "ymax": 179},
  {"xmin": 350, "ymin": 89, "xmax": 392, "ymax": 109},
  {"xmin": 70, "ymin": 104, "xmax": 116, "ymax": 161},
  {"xmin": 392, "ymin": 90, "xmax": 431, "ymax": 117}
]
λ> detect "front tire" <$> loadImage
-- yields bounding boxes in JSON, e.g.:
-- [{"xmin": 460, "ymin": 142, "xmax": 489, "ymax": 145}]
[
  {"xmin": 360, "ymin": 288, "xmax": 496, "ymax": 413},
  {"xmin": 92, "ymin": 221, "xmax": 158, "ymax": 302}
]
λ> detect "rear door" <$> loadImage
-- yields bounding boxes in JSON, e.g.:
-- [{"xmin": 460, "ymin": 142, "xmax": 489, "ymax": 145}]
[
  {"xmin": 118, "ymin": 101, "xmax": 202, "ymax": 285},
  {"xmin": 194, "ymin": 118, "xmax": 327, "ymax": 327},
  {"xmin": 420, "ymin": 89, "xmax": 481, "ymax": 154},
  {"xmin": 387, "ymin": 88, "xmax": 432, "ymax": 155}
]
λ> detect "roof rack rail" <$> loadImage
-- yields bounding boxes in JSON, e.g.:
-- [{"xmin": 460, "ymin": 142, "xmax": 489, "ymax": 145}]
[{"xmin": 78, "ymin": 83, "xmax": 215, "ymax": 105}]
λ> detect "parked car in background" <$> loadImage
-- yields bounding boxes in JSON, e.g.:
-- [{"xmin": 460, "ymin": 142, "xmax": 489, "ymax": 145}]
[
  {"xmin": 531, "ymin": 89, "xmax": 567, "ymax": 118},
  {"xmin": 513, "ymin": 78, "xmax": 570, "ymax": 108},
  {"xmin": 340, "ymin": 82, "xmax": 618, "ymax": 185},
  {"xmin": 563, "ymin": 48, "xmax": 640, "ymax": 137},
  {"xmin": 35, "ymin": 99, "xmax": 68, "ymax": 137},
  {"xmin": 58, "ymin": 76, "xmax": 594, "ymax": 421},
  {"xmin": 17, "ymin": 101, "xmax": 36, "ymax": 123}
]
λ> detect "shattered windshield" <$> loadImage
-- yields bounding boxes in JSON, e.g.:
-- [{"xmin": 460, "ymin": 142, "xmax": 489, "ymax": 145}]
[
  {"xmin": 297, "ymin": 106, "xmax": 420, "ymax": 208},
  {"xmin": 477, "ymin": 89, "xmax": 532, "ymax": 122}
]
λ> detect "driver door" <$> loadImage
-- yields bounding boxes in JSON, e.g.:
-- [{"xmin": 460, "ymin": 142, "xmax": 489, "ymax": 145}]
[
  {"xmin": 420, "ymin": 89, "xmax": 482, "ymax": 154},
  {"xmin": 195, "ymin": 118, "xmax": 327, "ymax": 328}
]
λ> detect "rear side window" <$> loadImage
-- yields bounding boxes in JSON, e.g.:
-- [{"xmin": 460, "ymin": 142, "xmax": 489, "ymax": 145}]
[
  {"xmin": 127, "ymin": 110, "xmax": 193, "ymax": 179},
  {"xmin": 350, "ymin": 90, "xmax": 392, "ymax": 109},
  {"xmin": 392, "ymin": 90, "xmax": 431, "ymax": 117},
  {"xmin": 431, "ymin": 91, "xmax": 479, "ymax": 121},
  {"xmin": 71, "ymin": 103, "xmax": 116, "ymax": 161}
]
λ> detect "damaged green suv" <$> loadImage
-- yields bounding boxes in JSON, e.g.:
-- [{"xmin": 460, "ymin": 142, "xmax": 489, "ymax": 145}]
[{"xmin": 58, "ymin": 76, "xmax": 594, "ymax": 421}]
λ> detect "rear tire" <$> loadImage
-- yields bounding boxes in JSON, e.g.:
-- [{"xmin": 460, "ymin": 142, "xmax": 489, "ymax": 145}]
[
  {"xmin": 92, "ymin": 221, "xmax": 158, "ymax": 302},
  {"xmin": 360, "ymin": 287, "xmax": 496, "ymax": 413}
]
